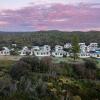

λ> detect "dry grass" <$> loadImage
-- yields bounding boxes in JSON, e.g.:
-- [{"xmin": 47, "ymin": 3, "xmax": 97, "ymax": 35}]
[{"xmin": 0, "ymin": 56, "xmax": 22, "ymax": 61}]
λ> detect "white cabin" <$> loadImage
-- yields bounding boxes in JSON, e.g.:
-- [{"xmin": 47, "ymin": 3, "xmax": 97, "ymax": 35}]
[
  {"xmin": 52, "ymin": 45, "xmax": 65, "ymax": 57},
  {"xmin": 64, "ymin": 43, "xmax": 72, "ymax": 49},
  {"xmin": 88, "ymin": 43, "xmax": 98, "ymax": 51},
  {"xmin": 90, "ymin": 50, "xmax": 100, "ymax": 58},
  {"xmin": 79, "ymin": 43, "xmax": 87, "ymax": 53},
  {"xmin": 79, "ymin": 43, "xmax": 86, "ymax": 47},
  {"xmin": 55, "ymin": 45, "xmax": 63, "ymax": 51},
  {"xmin": 79, "ymin": 53, "xmax": 90, "ymax": 58},
  {"xmin": 33, "ymin": 45, "xmax": 51, "ymax": 57},
  {"xmin": 19, "ymin": 46, "xmax": 30, "ymax": 56},
  {"xmin": 30, "ymin": 46, "xmax": 40, "ymax": 55},
  {"xmin": 0, "ymin": 47, "xmax": 10, "ymax": 56},
  {"xmin": 52, "ymin": 50, "xmax": 64, "ymax": 57},
  {"xmin": 90, "ymin": 43, "xmax": 98, "ymax": 48},
  {"xmin": 12, "ymin": 44, "xmax": 17, "ymax": 47},
  {"xmin": 32, "ymin": 46, "xmax": 40, "ymax": 51}
]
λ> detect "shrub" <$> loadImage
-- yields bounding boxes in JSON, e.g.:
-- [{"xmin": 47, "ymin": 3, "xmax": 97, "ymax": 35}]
[{"xmin": 10, "ymin": 61, "xmax": 31, "ymax": 80}]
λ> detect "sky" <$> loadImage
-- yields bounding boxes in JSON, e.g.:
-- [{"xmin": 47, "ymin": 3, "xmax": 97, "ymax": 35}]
[{"xmin": 0, "ymin": 0, "xmax": 100, "ymax": 31}]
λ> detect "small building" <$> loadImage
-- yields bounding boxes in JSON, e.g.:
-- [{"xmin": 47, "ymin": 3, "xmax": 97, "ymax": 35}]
[
  {"xmin": 90, "ymin": 43, "xmax": 98, "ymax": 48},
  {"xmin": 55, "ymin": 45, "xmax": 63, "ymax": 51},
  {"xmin": 33, "ymin": 45, "xmax": 51, "ymax": 57},
  {"xmin": 32, "ymin": 46, "xmax": 40, "ymax": 51},
  {"xmin": 0, "ymin": 47, "xmax": 10, "ymax": 56},
  {"xmin": 19, "ymin": 46, "xmax": 30, "ymax": 56},
  {"xmin": 34, "ymin": 50, "xmax": 51, "ymax": 57},
  {"xmin": 52, "ymin": 50, "xmax": 65, "ymax": 57},
  {"xmin": 79, "ymin": 43, "xmax": 86, "ymax": 48},
  {"xmin": 79, "ymin": 43, "xmax": 87, "ymax": 53},
  {"xmin": 64, "ymin": 43, "xmax": 72, "ymax": 49},
  {"xmin": 88, "ymin": 43, "xmax": 98, "ymax": 51},
  {"xmin": 30, "ymin": 46, "xmax": 40, "ymax": 55},
  {"xmin": 79, "ymin": 53, "xmax": 90, "ymax": 58},
  {"xmin": 52, "ymin": 45, "xmax": 65, "ymax": 57},
  {"xmin": 90, "ymin": 49, "xmax": 100, "ymax": 58},
  {"xmin": 12, "ymin": 44, "xmax": 17, "ymax": 47}
]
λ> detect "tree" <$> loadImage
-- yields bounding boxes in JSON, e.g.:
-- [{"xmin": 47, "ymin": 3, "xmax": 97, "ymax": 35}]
[
  {"xmin": 10, "ymin": 50, "xmax": 18, "ymax": 56},
  {"xmin": 10, "ymin": 61, "xmax": 31, "ymax": 80},
  {"xmin": 71, "ymin": 35, "xmax": 80, "ymax": 61}
]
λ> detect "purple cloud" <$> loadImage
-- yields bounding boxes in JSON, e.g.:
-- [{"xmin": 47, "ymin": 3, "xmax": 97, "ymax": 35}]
[{"xmin": 0, "ymin": 3, "xmax": 100, "ymax": 31}]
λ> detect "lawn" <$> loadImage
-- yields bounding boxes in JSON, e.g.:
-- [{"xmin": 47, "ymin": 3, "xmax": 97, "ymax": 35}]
[
  {"xmin": 0, "ymin": 56, "xmax": 21, "ymax": 61},
  {"xmin": 0, "ymin": 55, "xmax": 100, "ymax": 68},
  {"xmin": 52, "ymin": 57, "xmax": 84, "ymax": 63}
]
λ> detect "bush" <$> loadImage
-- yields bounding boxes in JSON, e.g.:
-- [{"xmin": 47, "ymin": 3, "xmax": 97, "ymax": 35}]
[
  {"xmin": 10, "ymin": 61, "xmax": 31, "ymax": 80},
  {"xmin": 20, "ymin": 56, "xmax": 40, "ymax": 72},
  {"xmin": 39, "ymin": 57, "xmax": 52, "ymax": 73}
]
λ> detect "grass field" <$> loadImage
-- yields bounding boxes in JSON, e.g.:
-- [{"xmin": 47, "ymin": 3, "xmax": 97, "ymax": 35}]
[
  {"xmin": 0, "ymin": 56, "xmax": 22, "ymax": 61},
  {"xmin": 0, "ymin": 55, "xmax": 100, "ymax": 67},
  {"xmin": 52, "ymin": 57, "xmax": 84, "ymax": 63}
]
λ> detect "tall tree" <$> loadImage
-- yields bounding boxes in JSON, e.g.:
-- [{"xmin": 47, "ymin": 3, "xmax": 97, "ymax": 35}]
[{"xmin": 71, "ymin": 35, "xmax": 80, "ymax": 61}]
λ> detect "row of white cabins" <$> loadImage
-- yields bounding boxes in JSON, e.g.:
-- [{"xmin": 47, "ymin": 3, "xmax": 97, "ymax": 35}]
[{"xmin": 0, "ymin": 43, "xmax": 100, "ymax": 58}]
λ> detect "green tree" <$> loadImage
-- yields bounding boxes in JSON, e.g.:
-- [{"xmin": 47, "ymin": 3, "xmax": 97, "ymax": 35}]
[
  {"xmin": 71, "ymin": 35, "xmax": 80, "ymax": 61},
  {"xmin": 10, "ymin": 50, "xmax": 18, "ymax": 56}
]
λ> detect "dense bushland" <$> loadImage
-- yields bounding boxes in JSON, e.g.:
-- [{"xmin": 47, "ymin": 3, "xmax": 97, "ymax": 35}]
[
  {"xmin": 0, "ymin": 56, "xmax": 100, "ymax": 100},
  {"xmin": 0, "ymin": 31, "xmax": 100, "ymax": 47}
]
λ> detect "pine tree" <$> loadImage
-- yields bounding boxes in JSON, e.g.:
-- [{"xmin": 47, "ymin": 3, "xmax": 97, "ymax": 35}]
[{"xmin": 71, "ymin": 35, "xmax": 80, "ymax": 61}]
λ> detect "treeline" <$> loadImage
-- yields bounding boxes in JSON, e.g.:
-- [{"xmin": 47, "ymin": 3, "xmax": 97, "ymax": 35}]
[{"xmin": 0, "ymin": 30, "xmax": 100, "ymax": 47}]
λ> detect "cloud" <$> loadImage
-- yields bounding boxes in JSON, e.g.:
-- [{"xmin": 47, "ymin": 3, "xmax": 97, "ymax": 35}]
[
  {"xmin": 30, "ymin": 0, "xmax": 100, "ymax": 5},
  {"xmin": 0, "ymin": 3, "xmax": 100, "ymax": 31},
  {"xmin": 0, "ymin": 21, "xmax": 8, "ymax": 27}
]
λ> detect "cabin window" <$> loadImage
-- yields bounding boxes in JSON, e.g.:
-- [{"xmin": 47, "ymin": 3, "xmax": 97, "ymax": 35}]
[
  {"xmin": 60, "ymin": 53, "xmax": 62, "ymax": 55},
  {"xmin": 55, "ymin": 53, "xmax": 57, "ymax": 55},
  {"xmin": 37, "ymin": 52, "xmax": 39, "ymax": 55}
]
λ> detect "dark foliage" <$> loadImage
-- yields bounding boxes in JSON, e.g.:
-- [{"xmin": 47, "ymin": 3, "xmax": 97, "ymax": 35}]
[
  {"xmin": 0, "ymin": 30, "xmax": 100, "ymax": 47},
  {"xmin": 1, "ymin": 56, "xmax": 100, "ymax": 100},
  {"xmin": 10, "ymin": 61, "xmax": 31, "ymax": 80},
  {"xmin": 20, "ymin": 57, "xmax": 40, "ymax": 72}
]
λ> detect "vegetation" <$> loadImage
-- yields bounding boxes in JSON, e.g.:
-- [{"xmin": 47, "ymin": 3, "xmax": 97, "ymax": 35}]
[
  {"xmin": 0, "ymin": 30, "xmax": 100, "ymax": 99},
  {"xmin": 0, "ymin": 56, "xmax": 100, "ymax": 100},
  {"xmin": 0, "ymin": 30, "xmax": 100, "ymax": 47},
  {"xmin": 71, "ymin": 35, "xmax": 80, "ymax": 61}
]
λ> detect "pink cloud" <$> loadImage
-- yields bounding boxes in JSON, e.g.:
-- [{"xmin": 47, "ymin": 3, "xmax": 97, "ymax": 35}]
[
  {"xmin": 0, "ymin": 20, "xmax": 8, "ymax": 27},
  {"xmin": 0, "ymin": 3, "xmax": 100, "ymax": 31}
]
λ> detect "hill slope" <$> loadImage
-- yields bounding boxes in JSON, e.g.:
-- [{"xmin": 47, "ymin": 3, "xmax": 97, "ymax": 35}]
[{"xmin": 0, "ymin": 30, "xmax": 100, "ymax": 47}]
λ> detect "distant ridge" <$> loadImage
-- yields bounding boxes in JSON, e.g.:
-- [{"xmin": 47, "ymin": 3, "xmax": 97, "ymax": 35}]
[
  {"xmin": 0, "ymin": 30, "xmax": 100, "ymax": 46},
  {"xmin": 0, "ymin": 30, "xmax": 100, "ymax": 33}
]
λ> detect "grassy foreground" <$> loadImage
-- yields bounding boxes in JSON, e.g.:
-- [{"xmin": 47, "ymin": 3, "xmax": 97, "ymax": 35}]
[{"xmin": 0, "ymin": 56, "xmax": 100, "ymax": 100}]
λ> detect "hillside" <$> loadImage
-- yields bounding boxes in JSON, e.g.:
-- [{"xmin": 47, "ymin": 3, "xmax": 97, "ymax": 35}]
[
  {"xmin": 0, "ymin": 30, "xmax": 100, "ymax": 47},
  {"xmin": 0, "ymin": 57, "xmax": 100, "ymax": 100}
]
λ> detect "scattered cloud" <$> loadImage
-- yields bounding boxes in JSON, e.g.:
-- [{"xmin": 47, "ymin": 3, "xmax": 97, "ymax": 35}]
[{"xmin": 0, "ymin": 1, "xmax": 100, "ymax": 31}]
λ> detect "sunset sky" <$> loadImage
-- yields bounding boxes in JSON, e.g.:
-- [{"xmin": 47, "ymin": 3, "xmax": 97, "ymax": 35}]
[{"xmin": 0, "ymin": 0, "xmax": 100, "ymax": 31}]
